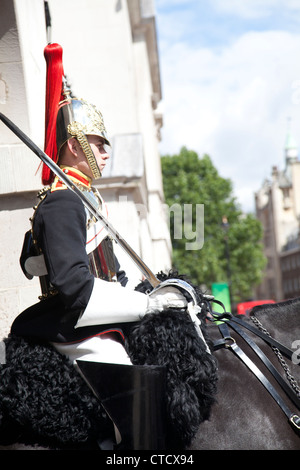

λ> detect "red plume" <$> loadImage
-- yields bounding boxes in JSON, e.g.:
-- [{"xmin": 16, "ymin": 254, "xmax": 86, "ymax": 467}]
[{"xmin": 42, "ymin": 43, "xmax": 64, "ymax": 185}]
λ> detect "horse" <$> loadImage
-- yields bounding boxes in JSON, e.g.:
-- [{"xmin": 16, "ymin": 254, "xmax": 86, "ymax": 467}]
[
  {"xmin": 0, "ymin": 272, "xmax": 218, "ymax": 450},
  {"xmin": 0, "ymin": 273, "xmax": 299, "ymax": 450},
  {"xmin": 189, "ymin": 297, "xmax": 300, "ymax": 450}
]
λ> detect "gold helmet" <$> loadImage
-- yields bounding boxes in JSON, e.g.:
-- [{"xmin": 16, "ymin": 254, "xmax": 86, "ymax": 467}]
[
  {"xmin": 56, "ymin": 97, "xmax": 111, "ymax": 179},
  {"xmin": 42, "ymin": 43, "xmax": 110, "ymax": 184}
]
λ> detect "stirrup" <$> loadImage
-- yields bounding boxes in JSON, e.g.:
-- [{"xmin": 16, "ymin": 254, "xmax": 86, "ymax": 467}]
[{"xmin": 75, "ymin": 361, "xmax": 167, "ymax": 450}]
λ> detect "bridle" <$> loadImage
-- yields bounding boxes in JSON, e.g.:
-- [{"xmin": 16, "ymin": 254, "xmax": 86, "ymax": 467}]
[{"xmin": 204, "ymin": 298, "xmax": 300, "ymax": 435}]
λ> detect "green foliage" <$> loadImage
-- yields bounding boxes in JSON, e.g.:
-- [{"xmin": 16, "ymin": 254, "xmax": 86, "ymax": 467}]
[{"xmin": 161, "ymin": 147, "xmax": 266, "ymax": 303}]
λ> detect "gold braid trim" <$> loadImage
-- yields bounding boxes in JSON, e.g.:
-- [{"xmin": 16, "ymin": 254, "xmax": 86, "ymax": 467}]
[{"xmin": 31, "ymin": 187, "xmax": 59, "ymax": 300}]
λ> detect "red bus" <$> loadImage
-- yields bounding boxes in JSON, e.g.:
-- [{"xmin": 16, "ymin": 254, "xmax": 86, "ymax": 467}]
[{"xmin": 236, "ymin": 299, "xmax": 275, "ymax": 316}]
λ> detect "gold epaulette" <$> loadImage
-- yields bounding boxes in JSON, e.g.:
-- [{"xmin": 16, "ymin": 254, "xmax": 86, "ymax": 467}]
[{"xmin": 51, "ymin": 180, "xmax": 68, "ymax": 192}]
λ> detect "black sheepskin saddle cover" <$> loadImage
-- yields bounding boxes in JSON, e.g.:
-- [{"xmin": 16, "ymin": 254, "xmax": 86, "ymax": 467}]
[
  {"xmin": 126, "ymin": 309, "xmax": 218, "ymax": 447},
  {"xmin": 0, "ymin": 335, "xmax": 112, "ymax": 449},
  {"xmin": 0, "ymin": 274, "xmax": 218, "ymax": 449}
]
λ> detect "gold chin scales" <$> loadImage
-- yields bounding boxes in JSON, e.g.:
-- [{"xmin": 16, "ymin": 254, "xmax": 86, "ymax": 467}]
[{"xmin": 67, "ymin": 121, "xmax": 101, "ymax": 179}]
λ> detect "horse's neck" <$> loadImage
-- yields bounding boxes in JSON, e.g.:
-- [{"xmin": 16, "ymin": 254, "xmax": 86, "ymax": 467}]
[
  {"xmin": 250, "ymin": 298, "xmax": 300, "ymax": 346},
  {"xmin": 249, "ymin": 298, "xmax": 300, "ymax": 383}
]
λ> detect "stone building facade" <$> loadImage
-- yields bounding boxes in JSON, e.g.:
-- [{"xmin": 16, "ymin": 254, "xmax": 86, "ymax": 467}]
[
  {"xmin": 0, "ymin": 0, "xmax": 172, "ymax": 339},
  {"xmin": 255, "ymin": 129, "xmax": 300, "ymax": 301}
]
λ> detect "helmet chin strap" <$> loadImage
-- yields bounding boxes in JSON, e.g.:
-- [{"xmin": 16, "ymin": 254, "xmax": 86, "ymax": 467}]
[{"xmin": 67, "ymin": 123, "xmax": 102, "ymax": 179}]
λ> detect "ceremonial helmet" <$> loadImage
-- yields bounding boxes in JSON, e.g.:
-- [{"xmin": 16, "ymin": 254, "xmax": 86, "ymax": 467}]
[{"xmin": 42, "ymin": 43, "xmax": 110, "ymax": 185}]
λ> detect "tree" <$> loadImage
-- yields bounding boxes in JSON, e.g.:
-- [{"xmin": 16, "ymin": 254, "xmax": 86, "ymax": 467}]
[{"xmin": 161, "ymin": 147, "xmax": 266, "ymax": 303}]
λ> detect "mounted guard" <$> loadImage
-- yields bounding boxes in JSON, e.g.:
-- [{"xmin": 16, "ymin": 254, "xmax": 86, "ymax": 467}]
[{"xmin": 6, "ymin": 43, "xmax": 198, "ymax": 449}]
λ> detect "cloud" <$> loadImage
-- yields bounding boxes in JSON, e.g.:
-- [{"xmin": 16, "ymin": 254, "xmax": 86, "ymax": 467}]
[
  {"xmin": 211, "ymin": 0, "xmax": 300, "ymax": 19},
  {"xmin": 157, "ymin": 24, "xmax": 300, "ymax": 212}
]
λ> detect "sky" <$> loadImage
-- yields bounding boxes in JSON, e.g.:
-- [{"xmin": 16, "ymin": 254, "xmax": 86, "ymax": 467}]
[{"xmin": 154, "ymin": 0, "xmax": 300, "ymax": 213}]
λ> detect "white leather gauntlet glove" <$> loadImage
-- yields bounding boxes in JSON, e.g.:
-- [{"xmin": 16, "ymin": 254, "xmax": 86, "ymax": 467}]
[
  {"xmin": 145, "ymin": 286, "xmax": 188, "ymax": 315},
  {"xmin": 75, "ymin": 279, "xmax": 188, "ymax": 329}
]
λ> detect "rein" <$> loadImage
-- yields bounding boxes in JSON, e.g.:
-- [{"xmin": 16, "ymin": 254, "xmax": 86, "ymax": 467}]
[{"xmin": 206, "ymin": 300, "xmax": 300, "ymax": 435}]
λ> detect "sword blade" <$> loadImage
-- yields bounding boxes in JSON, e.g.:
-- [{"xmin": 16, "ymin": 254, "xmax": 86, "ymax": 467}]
[{"xmin": 0, "ymin": 112, "xmax": 160, "ymax": 287}]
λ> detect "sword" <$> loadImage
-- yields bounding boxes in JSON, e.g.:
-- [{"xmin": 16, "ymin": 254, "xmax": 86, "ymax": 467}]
[
  {"xmin": 0, "ymin": 112, "xmax": 160, "ymax": 288},
  {"xmin": 0, "ymin": 113, "xmax": 208, "ymax": 337}
]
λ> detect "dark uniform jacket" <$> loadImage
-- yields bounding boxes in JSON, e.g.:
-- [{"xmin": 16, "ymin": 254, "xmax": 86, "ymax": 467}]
[{"xmin": 12, "ymin": 169, "xmax": 132, "ymax": 343}]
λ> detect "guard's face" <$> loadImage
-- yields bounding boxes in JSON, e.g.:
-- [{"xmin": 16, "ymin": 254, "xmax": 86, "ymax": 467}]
[
  {"xmin": 88, "ymin": 135, "xmax": 111, "ymax": 175},
  {"xmin": 74, "ymin": 135, "xmax": 110, "ymax": 179}
]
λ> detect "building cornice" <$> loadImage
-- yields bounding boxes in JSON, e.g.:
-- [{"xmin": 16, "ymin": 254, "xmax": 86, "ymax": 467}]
[{"xmin": 127, "ymin": 0, "xmax": 162, "ymax": 107}]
